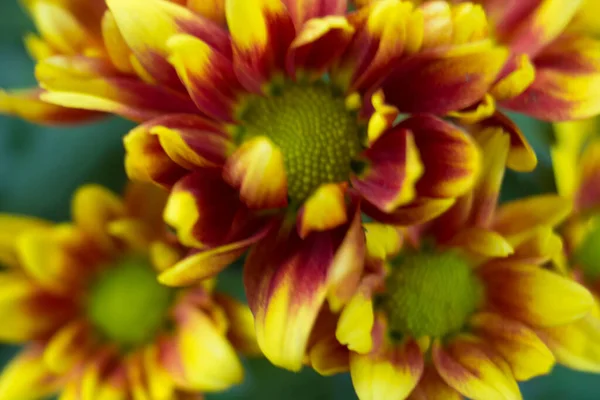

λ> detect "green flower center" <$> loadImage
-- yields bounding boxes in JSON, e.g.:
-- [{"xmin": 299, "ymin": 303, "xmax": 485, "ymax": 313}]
[
  {"xmin": 86, "ymin": 256, "xmax": 175, "ymax": 349},
  {"xmin": 380, "ymin": 250, "xmax": 484, "ymax": 339},
  {"xmin": 238, "ymin": 81, "xmax": 362, "ymax": 202},
  {"xmin": 574, "ymin": 220, "xmax": 600, "ymax": 282}
]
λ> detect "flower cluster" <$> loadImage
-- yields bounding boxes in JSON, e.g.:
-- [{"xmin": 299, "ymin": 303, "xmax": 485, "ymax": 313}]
[{"xmin": 1, "ymin": 0, "xmax": 600, "ymax": 399}]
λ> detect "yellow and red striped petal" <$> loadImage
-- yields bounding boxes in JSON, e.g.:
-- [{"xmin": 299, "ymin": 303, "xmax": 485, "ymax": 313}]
[
  {"xmin": 381, "ymin": 42, "xmax": 508, "ymax": 115},
  {"xmin": 37, "ymin": 56, "xmax": 199, "ymax": 122},
  {"xmin": 214, "ymin": 293, "xmax": 261, "ymax": 356},
  {"xmin": 124, "ymin": 122, "xmax": 188, "ymax": 187},
  {"xmin": 479, "ymin": 264, "xmax": 594, "ymax": 327},
  {"xmin": 408, "ymin": 366, "xmax": 463, "ymax": 400},
  {"xmin": 244, "ymin": 212, "xmax": 363, "ymax": 371},
  {"xmin": 333, "ymin": 0, "xmax": 420, "ymax": 92},
  {"xmin": 43, "ymin": 320, "xmax": 94, "ymax": 374},
  {"xmin": 167, "ymin": 306, "xmax": 244, "ymax": 391},
  {"xmin": 448, "ymin": 227, "xmax": 514, "ymax": 258},
  {"xmin": 493, "ymin": 195, "xmax": 572, "ymax": 238},
  {"xmin": 501, "ymin": 35, "xmax": 600, "ymax": 121},
  {"xmin": 575, "ymin": 140, "xmax": 600, "ymax": 211},
  {"xmin": 0, "ymin": 215, "xmax": 50, "ymax": 268},
  {"xmin": 0, "ymin": 345, "xmax": 60, "ymax": 400},
  {"xmin": 470, "ymin": 312, "xmax": 555, "ymax": 380},
  {"xmin": 168, "ymin": 34, "xmax": 241, "ymax": 121},
  {"xmin": 224, "ymin": 136, "xmax": 288, "ymax": 210},
  {"xmin": 106, "ymin": 0, "xmax": 230, "ymax": 87},
  {"xmin": 350, "ymin": 332, "xmax": 424, "ymax": 400},
  {"xmin": 283, "ymin": 0, "xmax": 347, "ymax": 27},
  {"xmin": 297, "ymin": 183, "xmax": 348, "ymax": 238},
  {"xmin": 363, "ymin": 197, "xmax": 456, "ymax": 226},
  {"xmin": 163, "ymin": 170, "xmax": 255, "ymax": 248},
  {"xmin": 433, "ymin": 337, "xmax": 522, "ymax": 400},
  {"xmin": 352, "ymin": 128, "xmax": 423, "ymax": 213},
  {"xmin": 287, "ymin": 16, "xmax": 354, "ymax": 81},
  {"xmin": 538, "ymin": 314, "xmax": 600, "ymax": 373},
  {"xmin": 398, "ymin": 115, "xmax": 480, "ymax": 200},
  {"xmin": 0, "ymin": 88, "xmax": 102, "ymax": 125},
  {"xmin": 490, "ymin": 54, "xmax": 535, "ymax": 101},
  {"xmin": 158, "ymin": 224, "xmax": 271, "ymax": 286},
  {"xmin": 226, "ymin": 0, "xmax": 295, "ymax": 91}
]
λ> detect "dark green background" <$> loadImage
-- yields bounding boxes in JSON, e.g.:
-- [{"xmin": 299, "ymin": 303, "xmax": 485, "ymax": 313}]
[{"xmin": 0, "ymin": 1, "xmax": 598, "ymax": 398}]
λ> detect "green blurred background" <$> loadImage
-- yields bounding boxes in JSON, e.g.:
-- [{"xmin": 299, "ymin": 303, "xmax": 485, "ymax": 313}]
[{"xmin": 0, "ymin": 1, "xmax": 598, "ymax": 399}]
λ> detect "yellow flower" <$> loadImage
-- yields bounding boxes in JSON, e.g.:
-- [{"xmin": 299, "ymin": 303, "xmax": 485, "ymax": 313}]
[
  {"xmin": 0, "ymin": 182, "xmax": 257, "ymax": 399},
  {"xmin": 304, "ymin": 127, "xmax": 598, "ymax": 400}
]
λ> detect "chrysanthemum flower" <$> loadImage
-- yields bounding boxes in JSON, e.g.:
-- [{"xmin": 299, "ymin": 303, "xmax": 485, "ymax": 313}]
[
  {"xmin": 0, "ymin": 183, "xmax": 257, "ymax": 399},
  {"xmin": 545, "ymin": 118, "xmax": 600, "ymax": 372},
  {"xmin": 326, "ymin": 127, "xmax": 598, "ymax": 400}
]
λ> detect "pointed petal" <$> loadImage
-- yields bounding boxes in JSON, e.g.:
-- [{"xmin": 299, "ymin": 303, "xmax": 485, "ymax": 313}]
[
  {"xmin": 479, "ymin": 264, "xmax": 594, "ymax": 327},
  {"xmin": 287, "ymin": 16, "xmax": 354, "ymax": 81},
  {"xmin": 297, "ymin": 183, "xmax": 348, "ymax": 238},
  {"xmin": 170, "ymin": 306, "xmax": 244, "ymax": 391},
  {"xmin": 363, "ymin": 197, "xmax": 456, "ymax": 226},
  {"xmin": 398, "ymin": 115, "xmax": 480, "ymax": 199},
  {"xmin": 226, "ymin": 0, "xmax": 295, "ymax": 90},
  {"xmin": 470, "ymin": 312, "xmax": 555, "ymax": 380},
  {"xmin": 163, "ymin": 170, "xmax": 251, "ymax": 248},
  {"xmin": 282, "ymin": 0, "xmax": 347, "ymax": 27},
  {"xmin": 168, "ymin": 34, "xmax": 241, "ymax": 121},
  {"xmin": 493, "ymin": 195, "xmax": 572, "ymax": 237},
  {"xmin": 0, "ymin": 345, "xmax": 60, "ymax": 400},
  {"xmin": 501, "ymin": 35, "xmax": 600, "ymax": 121},
  {"xmin": 490, "ymin": 54, "xmax": 535, "ymax": 101},
  {"xmin": 381, "ymin": 42, "xmax": 508, "ymax": 115},
  {"xmin": 433, "ymin": 337, "xmax": 522, "ymax": 400},
  {"xmin": 449, "ymin": 227, "xmax": 514, "ymax": 258},
  {"xmin": 352, "ymin": 128, "xmax": 423, "ymax": 212},
  {"xmin": 0, "ymin": 215, "xmax": 50, "ymax": 268},
  {"xmin": 538, "ymin": 314, "xmax": 600, "ymax": 373},
  {"xmin": 0, "ymin": 88, "xmax": 102, "ymax": 125},
  {"xmin": 223, "ymin": 136, "xmax": 288, "ymax": 210},
  {"xmin": 350, "ymin": 338, "xmax": 424, "ymax": 400},
  {"xmin": 214, "ymin": 293, "xmax": 261, "ymax": 356},
  {"xmin": 106, "ymin": 0, "xmax": 230, "ymax": 86}
]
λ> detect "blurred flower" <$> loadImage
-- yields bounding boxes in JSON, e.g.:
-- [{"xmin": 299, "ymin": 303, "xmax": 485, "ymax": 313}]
[
  {"xmin": 319, "ymin": 127, "xmax": 597, "ymax": 400},
  {"xmin": 0, "ymin": 182, "xmax": 257, "ymax": 399},
  {"xmin": 546, "ymin": 118, "xmax": 600, "ymax": 373}
]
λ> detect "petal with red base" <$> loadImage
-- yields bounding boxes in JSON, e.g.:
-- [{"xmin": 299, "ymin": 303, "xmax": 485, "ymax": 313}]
[
  {"xmin": 283, "ymin": 0, "xmax": 347, "ymax": 27},
  {"xmin": 470, "ymin": 312, "xmax": 554, "ymax": 380},
  {"xmin": 398, "ymin": 115, "xmax": 480, "ymax": 199},
  {"xmin": 381, "ymin": 42, "xmax": 508, "ymax": 115},
  {"xmin": 297, "ymin": 183, "xmax": 348, "ymax": 238},
  {"xmin": 490, "ymin": 54, "xmax": 535, "ymax": 101},
  {"xmin": 163, "ymin": 170, "xmax": 251, "ymax": 248},
  {"xmin": 409, "ymin": 366, "xmax": 462, "ymax": 400},
  {"xmin": 479, "ymin": 264, "xmax": 594, "ymax": 327},
  {"xmin": 501, "ymin": 35, "xmax": 600, "ymax": 121},
  {"xmin": 363, "ymin": 197, "xmax": 456, "ymax": 226},
  {"xmin": 106, "ymin": 0, "xmax": 230, "ymax": 87},
  {"xmin": 244, "ymin": 209, "xmax": 363, "ymax": 371},
  {"xmin": 433, "ymin": 337, "xmax": 522, "ymax": 400},
  {"xmin": 224, "ymin": 136, "xmax": 288, "ymax": 210},
  {"xmin": 0, "ymin": 88, "xmax": 102, "ymax": 125},
  {"xmin": 350, "ymin": 319, "xmax": 424, "ymax": 400},
  {"xmin": 37, "ymin": 56, "xmax": 199, "ymax": 122},
  {"xmin": 287, "ymin": 16, "xmax": 354, "ymax": 81},
  {"xmin": 124, "ymin": 123, "xmax": 188, "ymax": 188},
  {"xmin": 352, "ymin": 128, "xmax": 423, "ymax": 213},
  {"xmin": 226, "ymin": 0, "xmax": 295, "ymax": 91},
  {"xmin": 168, "ymin": 34, "xmax": 241, "ymax": 121}
]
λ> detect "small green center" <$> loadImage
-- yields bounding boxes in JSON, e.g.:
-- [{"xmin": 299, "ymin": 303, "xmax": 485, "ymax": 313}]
[
  {"xmin": 574, "ymin": 220, "xmax": 600, "ymax": 282},
  {"xmin": 86, "ymin": 256, "xmax": 175, "ymax": 349},
  {"xmin": 380, "ymin": 250, "xmax": 484, "ymax": 339},
  {"xmin": 239, "ymin": 81, "xmax": 362, "ymax": 201}
]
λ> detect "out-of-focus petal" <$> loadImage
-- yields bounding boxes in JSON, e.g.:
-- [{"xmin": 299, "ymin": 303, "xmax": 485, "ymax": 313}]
[
  {"xmin": 479, "ymin": 264, "xmax": 594, "ymax": 327},
  {"xmin": 0, "ymin": 215, "xmax": 50, "ymax": 268},
  {"xmin": 223, "ymin": 136, "xmax": 288, "ymax": 210},
  {"xmin": 187, "ymin": 0, "xmax": 226, "ymax": 25},
  {"xmin": 282, "ymin": 0, "xmax": 347, "ymax": 27},
  {"xmin": 363, "ymin": 197, "xmax": 456, "ymax": 226},
  {"xmin": 408, "ymin": 366, "xmax": 462, "ymax": 400},
  {"xmin": 575, "ymin": 140, "xmax": 600, "ymax": 211},
  {"xmin": 214, "ymin": 293, "xmax": 261, "ymax": 356},
  {"xmin": 490, "ymin": 54, "xmax": 535, "ymax": 101},
  {"xmin": 0, "ymin": 345, "xmax": 60, "ymax": 400}
]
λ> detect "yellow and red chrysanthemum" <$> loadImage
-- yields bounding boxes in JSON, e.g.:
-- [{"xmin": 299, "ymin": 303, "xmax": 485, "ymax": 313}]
[
  {"xmin": 317, "ymin": 127, "xmax": 599, "ymax": 400},
  {"xmin": 544, "ymin": 118, "xmax": 600, "ymax": 372},
  {"xmin": 0, "ymin": 183, "xmax": 257, "ymax": 399}
]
